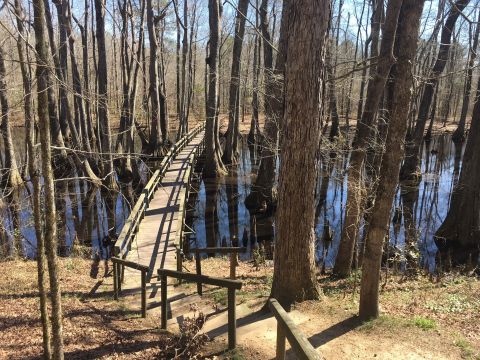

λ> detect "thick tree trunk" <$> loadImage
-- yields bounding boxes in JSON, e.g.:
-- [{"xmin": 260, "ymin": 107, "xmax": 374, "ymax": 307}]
[
  {"xmin": 33, "ymin": 0, "xmax": 65, "ymax": 356},
  {"xmin": 0, "ymin": 48, "xmax": 23, "ymax": 189},
  {"xmin": 224, "ymin": 0, "xmax": 249, "ymax": 164},
  {"xmin": 333, "ymin": 0, "xmax": 403, "ymax": 277},
  {"xmin": 435, "ymin": 61, "xmax": 480, "ymax": 266},
  {"xmin": 359, "ymin": 0, "xmax": 425, "ymax": 320},
  {"xmin": 271, "ymin": 0, "xmax": 330, "ymax": 309},
  {"xmin": 400, "ymin": 0, "xmax": 470, "ymax": 182}
]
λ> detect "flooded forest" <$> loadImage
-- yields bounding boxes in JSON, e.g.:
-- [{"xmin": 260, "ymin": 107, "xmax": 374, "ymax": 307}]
[{"xmin": 0, "ymin": 0, "xmax": 479, "ymax": 358}]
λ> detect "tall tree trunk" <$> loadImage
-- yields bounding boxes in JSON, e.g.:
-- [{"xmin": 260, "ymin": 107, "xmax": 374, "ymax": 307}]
[
  {"xmin": 94, "ymin": 0, "xmax": 118, "ymax": 241},
  {"xmin": 224, "ymin": 0, "xmax": 249, "ymax": 164},
  {"xmin": 0, "ymin": 47, "xmax": 23, "ymax": 189},
  {"xmin": 359, "ymin": 0, "xmax": 425, "ymax": 320},
  {"xmin": 271, "ymin": 0, "xmax": 330, "ymax": 309},
  {"xmin": 333, "ymin": 0, "xmax": 403, "ymax": 277},
  {"xmin": 248, "ymin": 2, "xmax": 261, "ymax": 145},
  {"xmin": 204, "ymin": 0, "xmax": 227, "ymax": 177},
  {"xmin": 12, "ymin": 6, "xmax": 50, "ymax": 342},
  {"xmin": 146, "ymin": 0, "xmax": 162, "ymax": 152},
  {"xmin": 32, "ymin": 0, "xmax": 65, "ymax": 356},
  {"xmin": 400, "ymin": 0, "xmax": 470, "ymax": 182}
]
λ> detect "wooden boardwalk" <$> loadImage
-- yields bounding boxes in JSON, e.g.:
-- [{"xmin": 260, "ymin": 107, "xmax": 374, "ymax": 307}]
[
  {"xmin": 125, "ymin": 130, "xmax": 204, "ymax": 279},
  {"xmin": 111, "ymin": 127, "xmax": 205, "ymax": 317}
]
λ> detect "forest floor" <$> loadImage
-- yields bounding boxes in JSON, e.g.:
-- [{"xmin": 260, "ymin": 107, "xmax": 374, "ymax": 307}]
[{"xmin": 1, "ymin": 256, "xmax": 478, "ymax": 359}]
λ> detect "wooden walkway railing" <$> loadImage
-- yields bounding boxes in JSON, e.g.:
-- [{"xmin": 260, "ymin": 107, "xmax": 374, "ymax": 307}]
[
  {"xmin": 157, "ymin": 268, "xmax": 243, "ymax": 350},
  {"xmin": 194, "ymin": 247, "xmax": 247, "ymax": 294},
  {"xmin": 269, "ymin": 299, "xmax": 323, "ymax": 360}
]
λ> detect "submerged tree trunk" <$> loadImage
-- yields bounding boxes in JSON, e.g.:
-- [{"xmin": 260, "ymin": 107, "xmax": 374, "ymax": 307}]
[
  {"xmin": 435, "ymin": 61, "xmax": 480, "ymax": 266},
  {"xmin": 359, "ymin": 0, "xmax": 425, "ymax": 320},
  {"xmin": 0, "ymin": 47, "xmax": 23, "ymax": 189},
  {"xmin": 271, "ymin": 0, "xmax": 330, "ymax": 309},
  {"xmin": 333, "ymin": 0, "xmax": 403, "ymax": 277},
  {"xmin": 224, "ymin": 0, "xmax": 249, "ymax": 165},
  {"xmin": 33, "ymin": 0, "xmax": 65, "ymax": 356},
  {"xmin": 245, "ymin": 0, "xmax": 287, "ymax": 211}
]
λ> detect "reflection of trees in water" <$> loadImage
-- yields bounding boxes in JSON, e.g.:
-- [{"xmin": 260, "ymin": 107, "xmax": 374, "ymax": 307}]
[{"xmin": 0, "ymin": 169, "xmax": 144, "ymax": 260}]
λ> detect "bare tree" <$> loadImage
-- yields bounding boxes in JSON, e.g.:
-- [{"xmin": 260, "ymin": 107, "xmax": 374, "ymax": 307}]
[{"xmin": 33, "ymin": 0, "xmax": 65, "ymax": 356}]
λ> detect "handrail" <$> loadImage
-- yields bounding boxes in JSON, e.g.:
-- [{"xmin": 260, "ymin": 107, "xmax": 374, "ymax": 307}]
[
  {"xmin": 111, "ymin": 257, "xmax": 149, "ymax": 317},
  {"xmin": 173, "ymin": 132, "xmax": 206, "ymax": 272},
  {"xmin": 157, "ymin": 268, "xmax": 242, "ymax": 350},
  {"xmin": 194, "ymin": 247, "xmax": 247, "ymax": 294},
  {"xmin": 268, "ymin": 299, "xmax": 323, "ymax": 360}
]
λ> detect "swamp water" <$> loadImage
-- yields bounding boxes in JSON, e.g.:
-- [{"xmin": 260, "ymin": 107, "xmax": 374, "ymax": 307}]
[{"xmin": 0, "ymin": 129, "xmax": 465, "ymax": 271}]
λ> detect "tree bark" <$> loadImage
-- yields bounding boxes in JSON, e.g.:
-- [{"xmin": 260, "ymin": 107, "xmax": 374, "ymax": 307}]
[
  {"xmin": 271, "ymin": 0, "xmax": 330, "ymax": 309},
  {"xmin": 359, "ymin": 0, "xmax": 425, "ymax": 320}
]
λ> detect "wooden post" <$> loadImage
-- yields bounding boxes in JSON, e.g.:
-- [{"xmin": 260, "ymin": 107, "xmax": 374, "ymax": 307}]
[
  {"xmin": 161, "ymin": 274, "xmax": 167, "ymax": 329},
  {"xmin": 195, "ymin": 251, "xmax": 202, "ymax": 295},
  {"xmin": 113, "ymin": 261, "xmax": 118, "ymax": 300},
  {"xmin": 229, "ymin": 253, "xmax": 236, "ymax": 280},
  {"xmin": 118, "ymin": 264, "xmax": 123, "ymax": 292},
  {"xmin": 176, "ymin": 248, "xmax": 182, "ymax": 272},
  {"xmin": 141, "ymin": 270, "xmax": 147, "ymax": 318},
  {"xmin": 276, "ymin": 322, "xmax": 286, "ymax": 360},
  {"xmin": 227, "ymin": 287, "xmax": 236, "ymax": 350}
]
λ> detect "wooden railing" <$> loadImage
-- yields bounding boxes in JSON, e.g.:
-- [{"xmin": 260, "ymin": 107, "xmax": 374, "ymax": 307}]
[
  {"xmin": 110, "ymin": 122, "xmax": 205, "ymax": 316},
  {"xmin": 194, "ymin": 247, "xmax": 247, "ymax": 295},
  {"xmin": 157, "ymin": 268, "xmax": 243, "ymax": 350},
  {"xmin": 268, "ymin": 299, "xmax": 323, "ymax": 360},
  {"xmin": 173, "ymin": 141, "xmax": 205, "ymax": 272},
  {"xmin": 111, "ymin": 257, "xmax": 149, "ymax": 317}
]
